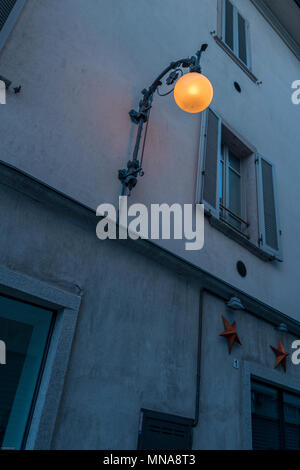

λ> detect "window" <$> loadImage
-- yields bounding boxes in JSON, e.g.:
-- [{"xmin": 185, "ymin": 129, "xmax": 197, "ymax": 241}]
[
  {"xmin": 222, "ymin": 0, "xmax": 250, "ymax": 67},
  {"xmin": 137, "ymin": 409, "xmax": 193, "ymax": 450},
  {"xmin": 252, "ymin": 381, "xmax": 300, "ymax": 450},
  {"xmin": 0, "ymin": 0, "xmax": 26, "ymax": 52},
  {"xmin": 0, "ymin": 295, "xmax": 53, "ymax": 450},
  {"xmin": 220, "ymin": 145, "xmax": 247, "ymax": 234},
  {"xmin": 198, "ymin": 108, "xmax": 282, "ymax": 260}
]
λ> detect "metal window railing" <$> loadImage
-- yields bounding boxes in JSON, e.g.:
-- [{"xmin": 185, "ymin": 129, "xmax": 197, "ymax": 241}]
[{"xmin": 220, "ymin": 203, "xmax": 250, "ymax": 238}]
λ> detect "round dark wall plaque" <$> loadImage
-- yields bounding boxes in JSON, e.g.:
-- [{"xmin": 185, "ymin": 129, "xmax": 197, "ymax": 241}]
[{"xmin": 237, "ymin": 261, "xmax": 247, "ymax": 277}]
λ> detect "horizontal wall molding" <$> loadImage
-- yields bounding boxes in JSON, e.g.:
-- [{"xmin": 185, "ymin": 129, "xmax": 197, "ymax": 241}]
[{"xmin": 0, "ymin": 264, "xmax": 81, "ymax": 311}]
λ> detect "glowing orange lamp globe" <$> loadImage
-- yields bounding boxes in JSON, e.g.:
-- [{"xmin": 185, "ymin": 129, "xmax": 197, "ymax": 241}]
[{"xmin": 174, "ymin": 72, "xmax": 213, "ymax": 113}]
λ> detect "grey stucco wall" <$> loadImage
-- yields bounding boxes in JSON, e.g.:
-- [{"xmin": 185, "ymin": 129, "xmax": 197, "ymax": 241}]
[
  {"xmin": 0, "ymin": 0, "xmax": 299, "ymax": 319},
  {"xmin": 2, "ymin": 170, "xmax": 300, "ymax": 449},
  {"xmin": 0, "ymin": 176, "xmax": 200, "ymax": 449}
]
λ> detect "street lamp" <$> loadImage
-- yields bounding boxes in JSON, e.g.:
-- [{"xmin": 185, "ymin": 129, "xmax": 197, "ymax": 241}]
[{"xmin": 118, "ymin": 44, "xmax": 213, "ymax": 194}]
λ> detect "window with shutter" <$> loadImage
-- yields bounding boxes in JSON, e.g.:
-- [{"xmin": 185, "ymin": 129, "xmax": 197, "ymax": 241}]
[
  {"xmin": 199, "ymin": 109, "xmax": 253, "ymax": 234},
  {"xmin": 256, "ymin": 155, "xmax": 282, "ymax": 260},
  {"xmin": 198, "ymin": 110, "xmax": 282, "ymax": 261},
  {"xmin": 0, "ymin": 0, "xmax": 26, "ymax": 52},
  {"xmin": 222, "ymin": 0, "xmax": 251, "ymax": 68}
]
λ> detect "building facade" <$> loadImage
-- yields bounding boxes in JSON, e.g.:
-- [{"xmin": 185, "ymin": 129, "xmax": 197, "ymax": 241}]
[{"xmin": 0, "ymin": 0, "xmax": 300, "ymax": 450}]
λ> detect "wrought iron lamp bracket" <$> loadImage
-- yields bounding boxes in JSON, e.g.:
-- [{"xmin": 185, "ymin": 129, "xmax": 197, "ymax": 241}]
[{"xmin": 118, "ymin": 44, "xmax": 208, "ymax": 194}]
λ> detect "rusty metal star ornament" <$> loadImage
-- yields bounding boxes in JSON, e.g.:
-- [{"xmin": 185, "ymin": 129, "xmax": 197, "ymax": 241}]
[
  {"xmin": 270, "ymin": 339, "xmax": 289, "ymax": 372},
  {"xmin": 219, "ymin": 315, "xmax": 242, "ymax": 354}
]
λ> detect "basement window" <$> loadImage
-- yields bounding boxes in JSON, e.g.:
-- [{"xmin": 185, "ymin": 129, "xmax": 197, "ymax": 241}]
[
  {"xmin": 219, "ymin": 145, "xmax": 246, "ymax": 233},
  {"xmin": 137, "ymin": 409, "xmax": 193, "ymax": 450}
]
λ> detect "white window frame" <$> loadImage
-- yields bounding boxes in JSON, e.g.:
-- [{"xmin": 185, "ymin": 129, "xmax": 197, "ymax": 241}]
[
  {"xmin": 219, "ymin": 144, "xmax": 248, "ymax": 234},
  {"xmin": 0, "ymin": 0, "xmax": 26, "ymax": 53},
  {"xmin": 221, "ymin": 0, "xmax": 251, "ymax": 69}
]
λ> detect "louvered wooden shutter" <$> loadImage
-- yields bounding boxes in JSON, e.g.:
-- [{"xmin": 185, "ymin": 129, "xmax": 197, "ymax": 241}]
[
  {"xmin": 201, "ymin": 109, "xmax": 221, "ymax": 217},
  {"xmin": 237, "ymin": 13, "xmax": 250, "ymax": 66},
  {"xmin": 223, "ymin": 0, "xmax": 234, "ymax": 50},
  {"xmin": 252, "ymin": 415, "xmax": 281, "ymax": 450},
  {"xmin": 285, "ymin": 424, "xmax": 300, "ymax": 449},
  {"xmin": 0, "ymin": 0, "xmax": 25, "ymax": 51},
  {"xmin": 256, "ymin": 155, "xmax": 282, "ymax": 260}
]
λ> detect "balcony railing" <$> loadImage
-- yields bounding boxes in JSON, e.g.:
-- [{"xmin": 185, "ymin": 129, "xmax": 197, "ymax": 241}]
[{"xmin": 220, "ymin": 203, "xmax": 250, "ymax": 239}]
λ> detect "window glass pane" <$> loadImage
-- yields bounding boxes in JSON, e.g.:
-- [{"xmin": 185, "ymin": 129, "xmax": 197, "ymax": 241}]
[
  {"xmin": 219, "ymin": 160, "xmax": 224, "ymax": 204},
  {"xmin": 0, "ymin": 296, "xmax": 53, "ymax": 450},
  {"xmin": 228, "ymin": 169, "xmax": 241, "ymax": 216},
  {"xmin": 229, "ymin": 152, "xmax": 240, "ymax": 173},
  {"xmin": 238, "ymin": 13, "xmax": 247, "ymax": 64},
  {"xmin": 225, "ymin": 0, "xmax": 234, "ymax": 50},
  {"xmin": 251, "ymin": 383, "xmax": 279, "ymax": 419}
]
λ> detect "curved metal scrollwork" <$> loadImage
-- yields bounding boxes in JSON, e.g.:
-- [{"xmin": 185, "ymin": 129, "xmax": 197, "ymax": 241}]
[{"xmin": 118, "ymin": 44, "xmax": 208, "ymax": 194}]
